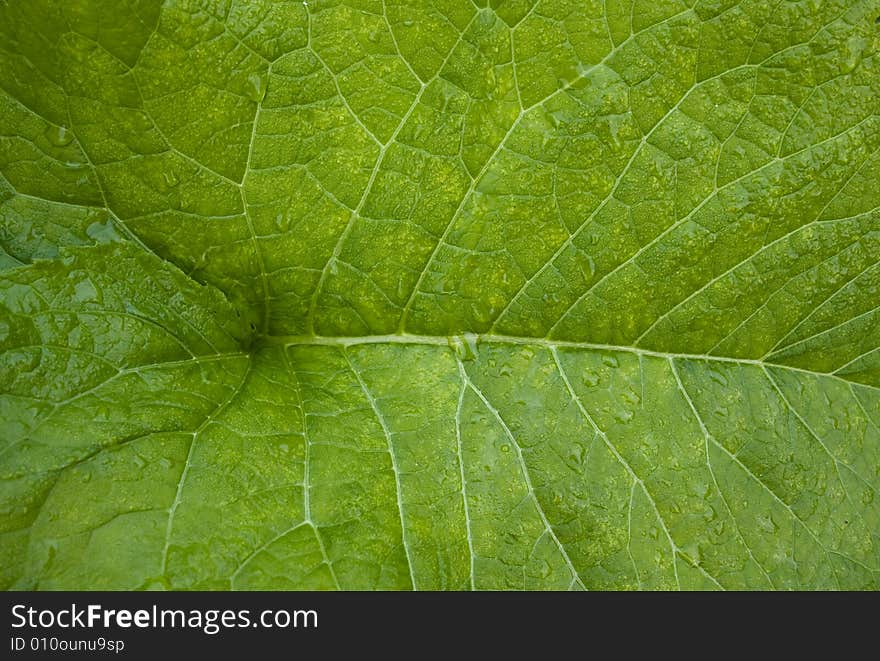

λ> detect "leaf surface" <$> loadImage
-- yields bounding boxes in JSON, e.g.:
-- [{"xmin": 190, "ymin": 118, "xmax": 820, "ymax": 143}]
[{"xmin": 1, "ymin": 0, "xmax": 879, "ymax": 589}]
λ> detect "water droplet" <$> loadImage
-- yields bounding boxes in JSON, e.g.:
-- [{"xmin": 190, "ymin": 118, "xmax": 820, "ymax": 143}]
[
  {"xmin": 569, "ymin": 442, "xmax": 587, "ymax": 466},
  {"xmin": 247, "ymin": 72, "xmax": 268, "ymax": 103},
  {"xmin": 448, "ymin": 333, "xmax": 479, "ymax": 361},
  {"xmin": 86, "ymin": 219, "xmax": 122, "ymax": 243},
  {"xmin": 73, "ymin": 279, "xmax": 98, "ymax": 303},
  {"xmin": 367, "ymin": 29, "xmax": 381, "ymax": 43},
  {"xmin": 470, "ymin": 303, "xmax": 492, "ymax": 325},
  {"xmin": 582, "ymin": 372, "xmax": 600, "ymax": 387},
  {"xmin": 274, "ymin": 212, "xmax": 287, "ymax": 231},
  {"xmin": 500, "ymin": 443, "xmax": 510, "ymax": 453},
  {"xmin": 402, "ymin": 19, "xmax": 414, "ymax": 27},
  {"xmin": 613, "ymin": 408, "xmax": 634, "ymax": 424},
  {"xmin": 133, "ymin": 454, "xmax": 147, "ymax": 469},
  {"xmin": 163, "ymin": 169, "xmax": 179, "ymax": 188},
  {"xmin": 578, "ymin": 254, "xmax": 596, "ymax": 280},
  {"xmin": 602, "ymin": 355, "xmax": 619, "ymax": 368},
  {"xmin": 681, "ymin": 544, "xmax": 701, "ymax": 567},
  {"xmin": 395, "ymin": 278, "xmax": 409, "ymax": 300},
  {"xmin": 499, "ymin": 364, "xmax": 513, "ymax": 377},
  {"xmin": 621, "ymin": 387, "xmax": 640, "ymax": 406},
  {"xmin": 462, "ymin": 333, "xmax": 479, "ymax": 360},
  {"xmin": 44, "ymin": 124, "xmax": 73, "ymax": 147},
  {"xmin": 843, "ymin": 35, "xmax": 867, "ymax": 72},
  {"xmin": 708, "ymin": 370, "xmax": 728, "ymax": 387},
  {"xmin": 81, "ymin": 472, "xmax": 92, "ymax": 483},
  {"xmin": 132, "ymin": 111, "xmax": 153, "ymax": 133},
  {"xmin": 608, "ymin": 115, "xmax": 624, "ymax": 149}
]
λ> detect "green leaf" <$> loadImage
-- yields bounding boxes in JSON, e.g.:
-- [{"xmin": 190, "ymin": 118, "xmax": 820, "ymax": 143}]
[{"xmin": 1, "ymin": 0, "xmax": 879, "ymax": 589}]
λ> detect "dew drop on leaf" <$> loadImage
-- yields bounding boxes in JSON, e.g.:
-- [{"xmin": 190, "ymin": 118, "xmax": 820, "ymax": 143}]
[
  {"xmin": 132, "ymin": 111, "xmax": 153, "ymax": 133},
  {"xmin": 448, "ymin": 333, "xmax": 479, "ymax": 361},
  {"xmin": 569, "ymin": 441, "xmax": 587, "ymax": 466},
  {"xmin": 86, "ymin": 219, "xmax": 122, "ymax": 244},
  {"xmin": 73, "ymin": 278, "xmax": 98, "ymax": 303},
  {"xmin": 247, "ymin": 72, "xmax": 268, "ymax": 103},
  {"xmin": 621, "ymin": 387, "xmax": 641, "ymax": 406},
  {"xmin": 44, "ymin": 124, "xmax": 73, "ymax": 147},
  {"xmin": 608, "ymin": 115, "xmax": 624, "ymax": 149},
  {"xmin": 578, "ymin": 254, "xmax": 596, "ymax": 280}
]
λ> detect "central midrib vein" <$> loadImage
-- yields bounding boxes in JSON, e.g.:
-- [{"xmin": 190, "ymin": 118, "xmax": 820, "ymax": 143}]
[{"xmin": 254, "ymin": 332, "xmax": 873, "ymax": 389}]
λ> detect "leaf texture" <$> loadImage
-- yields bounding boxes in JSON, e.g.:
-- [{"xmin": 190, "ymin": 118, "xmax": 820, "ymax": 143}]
[{"xmin": 1, "ymin": 0, "xmax": 879, "ymax": 589}]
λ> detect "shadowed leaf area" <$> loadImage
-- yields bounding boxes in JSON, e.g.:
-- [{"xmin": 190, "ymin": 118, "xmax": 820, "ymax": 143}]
[{"xmin": 1, "ymin": 0, "xmax": 879, "ymax": 589}]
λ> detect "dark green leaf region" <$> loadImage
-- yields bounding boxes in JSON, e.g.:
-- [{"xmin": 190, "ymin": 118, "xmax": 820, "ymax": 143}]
[{"xmin": 2, "ymin": 0, "xmax": 879, "ymax": 589}]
